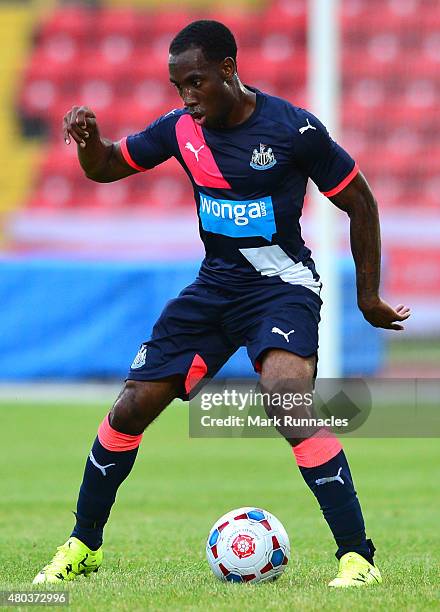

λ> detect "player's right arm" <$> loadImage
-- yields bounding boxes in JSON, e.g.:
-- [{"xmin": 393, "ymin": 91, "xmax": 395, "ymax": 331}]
[
  {"xmin": 63, "ymin": 106, "xmax": 138, "ymax": 183},
  {"xmin": 292, "ymin": 107, "xmax": 411, "ymax": 330}
]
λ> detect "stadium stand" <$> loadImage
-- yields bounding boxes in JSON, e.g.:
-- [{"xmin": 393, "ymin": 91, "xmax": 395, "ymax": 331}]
[
  {"xmin": 14, "ymin": 0, "xmax": 439, "ymax": 215},
  {"xmin": 0, "ymin": 5, "xmax": 40, "ymax": 225},
  {"xmin": 4, "ymin": 0, "xmax": 440, "ymax": 330}
]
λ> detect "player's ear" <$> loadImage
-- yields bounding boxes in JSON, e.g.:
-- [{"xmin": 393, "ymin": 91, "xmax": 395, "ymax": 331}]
[{"xmin": 221, "ymin": 57, "xmax": 236, "ymax": 81}]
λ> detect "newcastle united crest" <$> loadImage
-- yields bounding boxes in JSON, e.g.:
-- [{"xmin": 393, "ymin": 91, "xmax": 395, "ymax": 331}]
[{"xmin": 250, "ymin": 144, "xmax": 277, "ymax": 171}]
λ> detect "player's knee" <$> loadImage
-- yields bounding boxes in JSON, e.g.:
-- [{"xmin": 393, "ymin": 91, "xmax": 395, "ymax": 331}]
[
  {"xmin": 260, "ymin": 349, "xmax": 315, "ymax": 383},
  {"xmin": 109, "ymin": 385, "xmax": 148, "ymax": 434},
  {"xmin": 259, "ymin": 351, "xmax": 316, "ymax": 443},
  {"xmin": 260, "ymin": 352, "xmax": 314, "ymax": 407},
  {"xmin": 260, "ymin": 365, "xmax": 314, "ymax": 405},
  {"xmin": 108, "ymin": 380, "xmax": 175, "ymax": 435}
]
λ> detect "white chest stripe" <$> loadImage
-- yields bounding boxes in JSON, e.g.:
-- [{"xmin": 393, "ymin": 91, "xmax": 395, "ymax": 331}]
[{"xmin": 239, "ymin": 245, "xmax": 321, "ymax": 295}]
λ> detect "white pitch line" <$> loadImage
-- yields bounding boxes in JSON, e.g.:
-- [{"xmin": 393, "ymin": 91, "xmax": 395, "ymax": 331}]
[{"xmin": 0, "ymin": 382, "xmax": 122, "ymax": 403}]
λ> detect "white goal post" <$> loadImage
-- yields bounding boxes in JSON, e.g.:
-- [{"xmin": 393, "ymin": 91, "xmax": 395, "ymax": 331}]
[{"xmin": 308, "ymin": 0, "xmax": 342, "ymax": 377}]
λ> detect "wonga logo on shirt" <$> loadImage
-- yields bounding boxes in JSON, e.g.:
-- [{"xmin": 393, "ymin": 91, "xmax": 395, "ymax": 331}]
[{"xmin": 199, "ymin": 193, "xmax": 276, "ymax": 241}]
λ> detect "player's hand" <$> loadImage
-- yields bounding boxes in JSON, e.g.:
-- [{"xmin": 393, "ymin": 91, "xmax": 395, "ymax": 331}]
[
  {"xmin": 359, "ymin": 298, "xmax": 411, "ymax": 330},
  {"xmin": 63, "ymin": 106, "xmax": 97, "ymax": 149}
]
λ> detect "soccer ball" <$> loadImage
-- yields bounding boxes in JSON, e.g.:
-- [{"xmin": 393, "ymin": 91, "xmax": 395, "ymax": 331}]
[{"xmin": 206, "ymin": 507, "xmax": 290, "ymax": 583}]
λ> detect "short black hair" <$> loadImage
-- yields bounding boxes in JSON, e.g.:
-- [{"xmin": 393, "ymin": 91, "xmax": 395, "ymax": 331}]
[{"xmin": 169, "ymin": 20, "xmax": 237, "ymax": 64}]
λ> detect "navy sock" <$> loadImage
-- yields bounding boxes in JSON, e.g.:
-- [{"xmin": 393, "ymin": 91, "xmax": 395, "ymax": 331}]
[
  {"xmin": 298, "ymin": 449, "xmax": 374, "ymax": 564},
  {"xmin": 71, "ymin": 436, "xmax": 138, "ymax": 550}
]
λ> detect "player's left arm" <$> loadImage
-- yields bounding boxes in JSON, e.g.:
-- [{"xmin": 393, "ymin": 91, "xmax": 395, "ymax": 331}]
[{"xmin": 329, "ymin": 171, "xmax": 411, "ymax": 330}]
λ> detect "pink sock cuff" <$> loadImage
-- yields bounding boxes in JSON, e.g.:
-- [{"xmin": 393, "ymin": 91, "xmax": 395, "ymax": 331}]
[
  {"xmin": 292, "ymin": 429, "xmax": 342, "ymax": 467},
  {"xmin": 98, "ymin": 414, "xmax": 143, "ymax": 452}
]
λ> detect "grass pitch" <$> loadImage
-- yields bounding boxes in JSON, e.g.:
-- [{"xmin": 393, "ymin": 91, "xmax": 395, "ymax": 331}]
[{"xmin": 0, "ymin": 399, "xmax": 439, "ymax": 611}]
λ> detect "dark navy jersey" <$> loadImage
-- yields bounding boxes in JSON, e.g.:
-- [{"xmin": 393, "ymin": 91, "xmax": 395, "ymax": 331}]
[{"xmin": 120, "ymin": 89, "xmax": 358, "ymax": 292}]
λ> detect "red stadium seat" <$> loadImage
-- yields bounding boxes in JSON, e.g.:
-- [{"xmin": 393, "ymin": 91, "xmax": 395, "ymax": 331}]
[
  {"xmin": 261, "ymin": 0, "xmax": 307, "ymax": 34},
  {"xmin": 342, "ymin": 46, "xmax": 401, "ymax": 80},
  {"xmin": 128, "ymin": 44, "xmax": 169, "ymax": 81},
  {"xmin": 38, "ymin": 32, "xmax": 79, "ymax": 69},
  {"xmin": 36, "ymin": 6, "xmax": 96, "ymax": 44},
  {"xmin": 344, "ymin": 29, "xmax": 440, "ymax": 80},
  {"xmin": 239, "ymin": 49, "xmax": 306, "ymax": 89},
  {"xmin": 19, "ymin": 3, "xmax": 439, "ymax": 219},
  {"xmin": 94, "ymin": 8, "xmax": 141, "ymax": 38},
  {"xmin": 38, "ymin": 145, "xmax": 81, "ymax": 176},
  {"xmin": 29, "ymin": 174, "xmax": 83, "ymax": 210},
  {"xmin": 277, "ymin": 83, "xmax": 307, "ymax": 106},
  {"xmin": 79, "ymin": 79, "xmax": 114, "ymax": 111},
  {"xmin": 419, "ymin": 5, "xmax": 440, "ymax": 30},
  {"xmin": 89, "ymin": 180, "xmax": 132, "ymax": 211},
  {"xmin": 367, "ymin": 174, "xmax": 404, "ymax": 208},
  {"xmin": 405, "ymin": 53, "xmax": 440, "ymax": 81},
  {"xmin": 146, "ymin": 9, "xmax": 193, "ymax": 37},
  {"xmin": 341, "ymin": 0, "xmax": 423, "ymax": 35},
  {"xmin": 121, "ymin": 157, "xmax": 194, "ymax": 211},
  {"xmin": 29, "ymin": 80, "xmax": 115, "ymax": 136},
  {"xmin": 207, "ymin": 9, "xmax": 262, "ymax": 47},
  {"xmin": 421, "ymin": 176, "xmax": 440, "ymax": 209},
  {"xmin": 131, "ymin": 79, "xmax": 169, "ymax": 112},
  {"xmin": 343, "ymin": 103, "xmax": 431, "ymax": 133},
  {"xmin": 340, "ymin": 128, "xmax": 369, "ymax": 159},
  {"xmin": 404, "ymin": 79, "xmax": 437, "ymax": 111},
  {"xmin": 79, "ymin": 35, "xmax": 137, "ymax": 82},
  {"xmin": 112, "ymin": 96, "xmax": 176, "ymax": 141},
  {"xmin": 25, "ymin": 48, "xmax": 80, "ymax": 83},
  {"xmin": 131, "ymin": 176, "xmax": 193, "ymax": 211},
  {"xmin": 20, "ymin": 78, "xmax": 61, "ymax": 120}
]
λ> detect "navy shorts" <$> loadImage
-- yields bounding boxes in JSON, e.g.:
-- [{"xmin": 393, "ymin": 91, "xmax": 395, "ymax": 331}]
[{"xmin": 127, "ymin": 277, "xmax": 322, "ymax": 399}]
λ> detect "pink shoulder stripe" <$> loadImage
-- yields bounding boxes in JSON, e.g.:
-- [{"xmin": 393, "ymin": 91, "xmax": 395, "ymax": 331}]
[
  {"xmin": 175, "ymin": 115, "xmax": 231, "ymax": 189},
  {"xmin": 119, "ymin": 137, "xmax": 147, "ymax": 172},
  {"xmin": 322, "ymin": 163, "xmax": 359, "ymax": 197}
]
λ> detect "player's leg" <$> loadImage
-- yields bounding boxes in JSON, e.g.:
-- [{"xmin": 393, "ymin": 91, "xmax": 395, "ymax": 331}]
[
  {"xmin": 237, "ymin": 282, "xmax": 381, "ymax": 586},
  {"xmin": 259, "ymin": 349, "xmax": 381, "ymax": 587},
  {"xmin": 33, "ymin": 278, "xmax": 236, "ymax": 584},
  {"xmin": 72, "ymin": 279, "xmax": 236, "ymax": 552},
  {"xmin": 33, "ymin": 377, "xmax": 181, "ymax": 584},
  {"xmin": 70, "ymin": 377, "xmax": 182, "ymax": 550}
]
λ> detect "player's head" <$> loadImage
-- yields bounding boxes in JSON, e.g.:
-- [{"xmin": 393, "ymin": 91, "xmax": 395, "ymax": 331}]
[{"xmin": 169, "ymin": 20, "xmax": 239, "ymax": 129}]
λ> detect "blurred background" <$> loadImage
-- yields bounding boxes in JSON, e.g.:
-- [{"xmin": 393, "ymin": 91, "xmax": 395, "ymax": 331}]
[{"xmin": 0, "ymin": 0, "xmax": 439, "ymax": 383}]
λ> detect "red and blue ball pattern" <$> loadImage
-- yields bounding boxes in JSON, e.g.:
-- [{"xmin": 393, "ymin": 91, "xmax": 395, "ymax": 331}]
[{"xmin": 206, "ymin": 507, "xmax": 290, "ymax": 583}]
